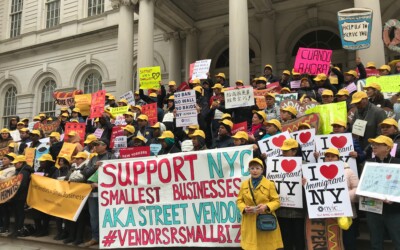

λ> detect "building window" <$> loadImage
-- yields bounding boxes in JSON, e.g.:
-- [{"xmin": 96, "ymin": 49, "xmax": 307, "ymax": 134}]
[
  {"xmin": 46, "ymin": 0, "xmax": 60, "ymax": 28},
  {"xmin": 3, "ymin": 86, "xmax": 17, "ymax": 127},
  {"xmin": 40, "ymin": 80, "xmax": 57, "ymax": 117},
  {"xmin": 291, "ymin": 30, "xmax": 342, "ymax": 56},
  {"xmin": 88, "ymin": 0, "xmax": 104, "ymax": 17},
  {"xmin": 216, "ymin": 49, "xmax": 256, "ymax": 68},
  {"xmin": 10, "ymin": 0, "xmax": 23, "ymax": 38},
  {"xmin": 84, "ymin": 72, "xmax": 102, "ymax": 93}
]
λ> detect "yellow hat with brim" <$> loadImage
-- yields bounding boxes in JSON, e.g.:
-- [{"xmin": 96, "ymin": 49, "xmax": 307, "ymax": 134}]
[
  {"xmin": 220, "ymin": 119, "xmax": 233, "ymax": 129},
  {"xmin": 281, "ymin": 87, "xmax": 291, "ymax": 92},
  {"xmin": 322, "ymin": 89, "xmax": 334, "ymax": 96},
  {"xmin": 168, "ymin": 96, "xmax": 175, "ymax": 101},
  {"xmin": 68, "ymin": 131, "xmax": 77, "ymax": 137},
  {"xmin": 20, "ymin": 128, "xmax": 29, "ymax": 132},
  {"xmin": 189, "ymin": 130, "xmax": 206, "ymax": 139},
  {"xmin": 364, "ymin": 83, "xmax": 381, "ymax": 91},
  {"xmin": 0, "ymin": 128, "xmax": 10, "ymax": 134},
  {"xmin": 325, "ymin": 147, "xmax": 340, "ymax": 157},
  {"xmin": 30, "ymin": 130, "xmax": 41, "ymax": 136},
  {"xmin": 235, "ymin": 80, "xmax": 244, "ymax": 85},
  {"xmin": 168, "ymin": 81, "xmax": 176, "ymax": 86},
  {"xmin": 264, "ymin": 92, "xmax": 276, "ymax": 99},
  {"xmin": 191, "ymin": 78, "xmax": 201, "ymax": 84},
  {"xmin": 21, "ymin": 118, "xmax": 29, "ymax": 122},
  {"xmin": 57, "ymin": 154, "xmax": 71, "ymax": 163},
  {"xmin": 133, "ymin": 135, "xmax": 146, "ymax": 143},
  {"xmin": 61, "ymin": 113, "xmax": 69, "ymax": 118},
  {"xmin": 118, "ymin": 99, "xmax": 128, "ymax": 104},
  {"xmin": 73, "ymin": 152, "xmax": 88, "ymax": 160},
  {"xmin": 281, "ymin": 106, "xmax": 298, "ymax": 116},
  {"xmin": 212, "ymin": 84, "xmax": 223, "ymax": 89},
  {"xmin": 108, "ymin": 95, "xmax": 115, "ymax": 100},
  {"xmin": 265, "ymin": 119, "xmax": 282, "ymax": 131},
  {"xmin": 193, "ymin": 86, "xmax": 203, "ymax": 95},
  {"xmin": 221, "ymin": 113, "xmax": 232, "ymax": 120},
  {"xmin": 17, "ymin": 121, "xmax": 24, "ymax": 125},
  {"xmin": 84, "ymin": 134, "xmax": 97, "ymax": 144},
  {"xmin": 232, "ymin": 131, "xmax": 249, "ymax": 141},
  {"xmin": 72, "ymin": 108, "xmax": 81, "ymax": 113},
  {"xmin": 366, "ymin": 62, "xmax": 376, "ymax": 68},
  {"xmin": 188, "ymin": 125, "xmax": 199, "ymax": 130},
  {"xmin": 215, "ymin": 73, "xmax": 226, "ymax": 78},
  {"xmin": 137, "ymin": 114, "xmax": 148, "ymax": 121},
  {"xmin": 292, "ymin": 69, "xmax": 300, "ymax": 76},
  {"xmin": 48, "ymin": 132, "xmax": 60, "ymax": 141},
  {"xmin": 257, "ymin": 77, "xmax": 267, "ymax": 83},
  {"xmin": 313, "ymin": 76, "xmax": 322, "ymax": 81},
  {"xmin": 344, "ymin": 70, "xmax": 358, "ymax": 78},
  {"xmin": 283, "ymin": 70, "xmax": 290, "ymax": 75},
  {"xmin": 264, "ymin": 64, "xmax": 273, "ymax": 70},
  {"xmin": 149, "ymin": 93, "xmax": 157, "ymax": 98},
  {"xmin": 12, "ymin": 155, "xmax": 26, "ymax": 164},
  {"xmin": 249, "ymin": 158, "xmax": 264, "ymax": 168},
  {"xmin": 368, "ymin": 135, "xmax": 394, "ymax": 148},
  {"xmin": 252, "ymin": 110, "xmax": 267, "ymax": 121},
  {"xmin": 350, "ymin": 91, "xmax": 368, "ymax": 104},
  {"xmin": 8, "ymin": 142, "xmax": 16, "ymax": 148},
  {"xmin": 331, "ymin": 120, "xmax": 347, "ymax": 128},
  {"xmin": 280, "ymin": 138, "xmax": 299, "ymax": 151},
  {"xmin": 336, "ymin": 89, "xmax": 350, "ymax": 96},
  {"xmin": 39, "ymin": 113, "xmax": 46, "ymax": 118},
  {"xmin": 132, "ymin": 105, "xmax": 142, "ymax": 111},
  {"xmin": 298, "ymin": 123, "xmax": 311, "ymax": 129},
  {"xmin": 379, "ymin": 118, "xmax": 398, "ymax": 129},
  {"xmin": 124, "ymin": 111, "xmax": 135, "ymax": 117},
  {"xmin": 123, "ymin": 125, "xmax": 135, "ymax": 134},
  {"xmin": 158, "ymin": 131, "xmax": 174, "ymax": 139},
  {"xmin": 378, "ymin": 65, "xmax": 391, "ymax": 71},
  {"xmin": 38, "ymin": 154, "xmax": 55, "ymax": 162}
]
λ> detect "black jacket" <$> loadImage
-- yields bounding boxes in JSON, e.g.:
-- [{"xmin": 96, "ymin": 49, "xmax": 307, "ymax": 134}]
[{"xmin": 13, "ymin": 164, "xmax": 34, "ymax": 200}]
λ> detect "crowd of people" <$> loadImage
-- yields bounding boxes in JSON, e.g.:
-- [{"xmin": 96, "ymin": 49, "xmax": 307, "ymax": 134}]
[{"xmin": 0, "ymin": 58, "xmax": 399, "ymax": 249}]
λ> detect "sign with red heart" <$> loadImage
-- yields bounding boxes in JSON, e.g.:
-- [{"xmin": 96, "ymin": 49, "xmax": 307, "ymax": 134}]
[
  {"xmin": 281, "ymin": 159, "xmax": 297, "ymax": 173},
  {"xmin": 320, "ymin": 164, "xmax": 339, "ymax": 180},
  {"xmin": 330, "ymin": 136, "xmax": 347, "ymax": 149},
  {"xmin": 257, "ymin": 131, "xmax": 291, "ymax": 159},
  {"xmin": 290, "ymin": 128, "xmax": 316, "ymax": 163},
  {"xmin": 272, "ymin": 135, "xmax": 287, "ymax": 147}
]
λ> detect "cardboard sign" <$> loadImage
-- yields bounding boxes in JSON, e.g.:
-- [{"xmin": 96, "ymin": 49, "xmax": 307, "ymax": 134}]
[
  {"xmin": 257, "ymin": 131, "xmax": 291, "ymax": 159},
  {"xmin": 365, "ymin": 75, "xmax": 400, "ymax": 93},
  {"xmin": 119, "ymin": 91, "xmax": 135, "ymax": 106},
  {"xmin": 27, "ymin": 175, "xmax": 91, "ymax": 221},
  {"xmin": 139, "ymin": 66, "xmax": 161, "ymax": 90},
  {"xmin": 0, "ymin": 174, "xmax": 23, "ymax": 204},
  {"xmin": 302, "ymin": 161, "xmax": 353, "ymax": 219},
  {"xmin": 282, "ymin": 113, "xmax": 320, "ymax": 134},
  {"xmin": 315, "ymin": 133, "xmax": 358, "ymax": 176},
  {"xmin": 98, "ymin": 145, "xmax": 253, "ymax": 248},
  {"xmin": 90, "ymin": 90, "xmax": 106, "ymax": 119},
  {"xmin": 294, "ymin": 47, "xmax": 332, "ymax": 75},
  {"xmin": 25, "ymin": 148, "xmax": 36, "ymax": 167},
  {"xmin": 94, "ymin": 128, "xmax": 104, "ymax": 139},
  {"xmin": 64, "ymin": 122, "xmax": 86, "ymax": 146},
  {"xmin": 10, "ymin": 130, "xmax": 21, "ymax": 142},
  {"xmin": 232, "ymin": 122, "xmax": 247, "ymax": 135},
  {"xmin": 191, "ymin": 59, "xmax": 211, "ymax": 80},
  {"xmin": 174, "ymin": 90, "xmax": 197, "ymax": 127},
  {"xmin": 290, "ymin": 128, "xmax": 317, "ymax": 163},
  {"xmin": 109, "ymin": 106, "xmax": 129, "ymax": 118},
  {"xmin": 53, "ymin": 90, "xmax": 83, "ymax": 108},
  {"xmin": 56, "ymin": 142, "xmax": 77, "ymax": 167},
  {"xmin": 337, "ymin": 8, "xmax": 373, "ymax": 50},
  {"xmin": 306, "ymin": 218, "xmax": 344, "ymax": 250},
  {"xmin": 356, "ymin": 162, "xmax": 400, "ymax": 203},
  {"xmin": 305, "ymin": 101, "xmax": 347, "ymax": 135},
  {"xmin": 74, "ymin": 94, "xmax": 92, "ymax": 116},
  {"xmin": 119, "ymin": 146, "xmax": 150, "ymax": 159},
  {"xmin": 224, "ymin": 87, "xmax": 255, "ymax": 109},
  {"xmin": 266, "ymin": 157, "xmax": 303, "ymax": 208},
  {"xmin": 34, "ymin": 144, "xmax": 49, "ymax": 172},
  {"xmin": 110, "ymin": 126, "xmax": 124, "ymax": 149},
  {"xmin": 141, "ymin": 103, "xmax": 158, "ymax": 126},
  {"xmin": 290, "ymin": 80, "xmax": 301, "ymax": 89}
]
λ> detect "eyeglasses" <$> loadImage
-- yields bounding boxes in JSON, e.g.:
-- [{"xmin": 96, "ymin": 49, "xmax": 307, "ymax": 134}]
[{"xmin": 248, "ymin": 167, "xmax": 263, "ymax": 171}]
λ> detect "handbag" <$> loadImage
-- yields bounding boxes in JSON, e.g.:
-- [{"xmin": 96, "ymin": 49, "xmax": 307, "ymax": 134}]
[{"xmin": 248, "ymin": 180, "xmax": 277, "ymax": 231}]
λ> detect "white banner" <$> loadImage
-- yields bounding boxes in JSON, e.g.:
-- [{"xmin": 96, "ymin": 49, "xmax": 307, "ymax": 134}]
[
  {"xmin": 257, "ymin": 131, "xmax": 291, "ymax": 159},
  {"xmin": 98, "ymin": 145, "xmax": 253, "ymax": 248},
  {"xmin": 224, "ymin": 87, "xmax": 255, "ymax": 109},
  {"xmin": 174, "ymin": 90, "xmax": 198, "ymax": 127},
  {"xmin": 315, "ymin": 133, "xmax": 358, "ymax": 176},
  {"xmin": 119, "ymin": 91, "xmax": 135, "ymax": 106},
  {"xmin": 290, "ymin": 128, "xmax": 316, "ymax": 163},
  {"xmin": 191, "ymin": 59, "xmax": 211, "ymax": 80},
  {"xmin": 266, "ymin": 157, "xmax": 303, "ymax": 208},
  {"xmin": 302, "ymin": 161, "xmax": 353, "ymax": 219}
]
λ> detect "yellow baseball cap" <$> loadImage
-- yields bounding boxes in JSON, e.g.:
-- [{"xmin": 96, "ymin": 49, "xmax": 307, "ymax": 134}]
[
  {"xmin": 350, "ymin": 91, "xmax": 368, "ymax": 104},
  {"xmin": 132, "ymin": 105, "xmax": 142, "ymax": 111},
  {"xmin": 122, "ymin": 125, "xmax": 135, "ymax": 134},
  {"xmin": 118, "ymin": 99, "xmax": 128, "ymax": 104},
  {"xmin": 281, "ymin": 138, "xmax": 299, "ymax": 151},
  {"xmin": 249, "ymin": 158, "xmax": 264, "ymax": 168},
  {"xmin": 265, "ymin": 119, "xmax": 282, "ymax": 131},
  {"xmin": 49, "ymin": 132, "xmax": 61, "ymax": 140},
  {"xmin": 68, "ymin": 131, "xmax": 77, "ymax": 137},
  {"xmin": 281, "ymin": 106, "xmax": 298, "ymax": 116},
  {"xmin": 133, "ymin": 135, "xmax": 146, "ymax": 143},
  {"xmin": 72, "ymin": 108, "xmax": 81, "ymax": 113},
  {"xmin": 0, "ymin": 128, "xmax": 10, "ymax": 134},
  {"xmin": 215, "ymin": 73, "xmax": 226, "ymax": 78},
  {"xmin": 257, "ymin": 77, "xmax": 267, "ymax": 83},
  {"xmin": 364, "ymin": 83, "xmax": 381, "ymax": 91},
  {"xmin": 344, "ymin": 70, "xmax": 358, "ymax": 78},
  {"xmin": 188, "ymin": 125, "xmax": 199, "ymax": 130},
  {"xmin": 264, "ymin": 92, "xmax": 276, "ymax": 99},
  {"xmin": 325, "ymin": 147, "xmax": 340, "ymax": 157},
  {"xmin": 108, "ymin": 95, "xmax": 115, "ymax": 100},
  {"xmin": 221, "ymin": 113, "xmax": 232, "ymax": 120},
  {"xmin": 282, "ymin": 70, "xmax": 291, "ymax": 75},
  {"xmin": 189, "ymin": 130, "xmax": 206, "ymax": 139},
  {"xmin": 30, "ymin": 130, "xmax": 41, "ymax": 136},
  {"xmin": 149, "ymin": 93, "xmax": 157, "ymax": 98},
  {"xmin": 313, "ymin": 75, "xmax": 322, "ymax": 81},
  {"xmin": 322, "ymin": 89, "xmax": 334, "ymax": 96},
  {"xmin": 168, "ymin": 81, "xmax": 177, "ymax": 86},
  {"xmin": 158, "ymin": 131, "xmax": 174, "ymax": 139},
  {"xmin": 17, "ymin": 121, "xmax": 24, "ymax": 125},
  {"xmin": 379, "ymin": 118, "xmax": 398, "ymax": 129},
  {"xmin": 38, "ymin": 154, "xmax": 55, "ymax": 162},
  {"xmin": 8, "ymin": 142, "xmax": 16, "ymax": 148},
  {"xmin": 366, "ymin": 62, "xmax": 376, "ymax": 68},
  {"xmin": 124, "ymin": 111, "xmax": 135, "ymax": 117},
  {"xmin": 168, "ymin": 96, "xmax": 175, "ymax": 101},
  {"xmin": 191, "ymin": 78, "xmax": 201, "ymax": 84},
  {"xmin": 220, "ymin": 119, "xmax": 233, "ymax": 129},
  {"xmin": 368, "ymin": 135, "xmax": 394, "ymax": 148},
  {"xmin": 84, "ymin": 134, "xmax": 97, "ymax": 144},
  {"xmin": 212, "ymin": 84, "xmax": 223, "ymax": 89},
  {"xmin": 12, "ymin": 155, "xmax": 27, "ymax": 164},
  {"xmin": 281, "ymin": 87, "xmax": 291, "ymax": 93},
  {"xmin": 193, "ymin": 86, "xmax": 203, "ymax": 95},
  {"xmin": 235, "ymin": 80, "xmax": 244, "ymax": 85},
  {"xmin": 20, "ymin": 128, "xmax": 29, "ymax": 132},
  {"xmin": 232, "ymin": 131, "xmax": 249, "ymax": 141},
  {"xmin": 336, "ymin": 89, "xmax": 350, "ymax": 96},
  {"xmin": 137, "ymin": 114, "xmax": 148, "ymax": 121},
  {"xmin": 61, "ymin": 113, "xmax": 69, "ymax": 118},
  {"xmin": 252, "ymin": 110, "xmax": 267, "ymax": 121},
  {"xmin": 73, "ymin": 152, "xmax": 88, "ymax": 159},
  {"xmin": 298, "ymin": 123, "xmax": 311, "ymax": 129},
  {"xmin": 331, "ymin": 120, "xmax": 347, "ymax": 128},
  {"xmin": 292, "ymin": 69, "xmax": 300, "ymax": 76},
  {"xmin": 264, "ymin": 64, "xmax": 273, "ymax": 69},
  {"xmin": 378, "ymin": 65, "xmax": 391, "ymax": 71},
  {"xmin": 39, "ymin": 113, "xmax": 46, "ymax": 117}
]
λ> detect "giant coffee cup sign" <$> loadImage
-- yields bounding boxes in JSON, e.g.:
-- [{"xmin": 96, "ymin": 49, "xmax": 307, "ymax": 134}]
[{"xmin": 337, "ymin": 8, "xmax": 373, "ymax": 50}]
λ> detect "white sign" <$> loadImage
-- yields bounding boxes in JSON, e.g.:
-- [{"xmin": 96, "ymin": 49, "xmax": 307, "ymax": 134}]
[
  {"xmin": 113, "ymin": 116, "xmax": 127, "ymax": 126},
  {"xmin": 174, "ymin": 90, "xmax": 198, "ymax": 127},
  {"xmin": 119, "ymin": 91, "xmax": 135, "ymax": 106},
  {"xmin": 266, "ymin": 157, "xmax": 303, "ymax": 208},
  {"xmin": 94, "ymin": 128, "xmax": 104, "ymax": 139},
  {"xmin": 113, "ymin": 136, "xmax": 127, "ymax": 149},
  {"xmin": 356, "ymin": 162, "xmax": 400, "ymax": 203},
  {"xmin": 10, "ymin": 130, "xmax": 21, "ymax": 142},
  {"xmin": 191, "ymin": 59, "xmax": 211, "ymax": 80},
  {"xmin": 257, "ymin": 131, "xmax": 291, "ymax": 159},
  {"xmin": 315, "ymin": 133, "xmax": 358, "ymax": 176},
  {"xmin": 224, "ymin": 87, "xmax": 255, "ymax": 109},
  {"xmin": 352, "ymin": 119, "xmax": 367, "ymax": 137},
  {"xmin": 290, "ymin": 128, "xmax": 316, "ymax": 163},
  {"xmin": 290, "ymin": 80, "xmax": 301, "ymax": 89},
  {"xmin": 344, "ymin": 82, "xmax": 357, "ymax": 94},
  {"xmin": 359, "ymin": 197, "xmax": 383, "ymax": 214},
  {"xmin": 302, "ymin": 161, "xmax": 353, "ymax": 219},
  {"xmin": 341, "ymin": 21, "xmax": 370, "ymax": 43}
]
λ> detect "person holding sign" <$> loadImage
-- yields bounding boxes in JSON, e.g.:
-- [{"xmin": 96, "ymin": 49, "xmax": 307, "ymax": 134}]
[
  {"xmin": 237, "ymin": 158, "xmax": 283, "ymax": 250},
  {"xmin": 364, "ymin": 83, "xmax": 393, "ymax": 109},
  {"xmin": 364, "ymin": 135, "xmax": 400, "ymax": 250},
  {"xmin": 366, "ymin": 118, "xmax": 400, "ymax": 159}
]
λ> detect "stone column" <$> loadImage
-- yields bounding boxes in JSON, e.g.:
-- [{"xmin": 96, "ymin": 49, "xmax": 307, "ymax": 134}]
[
  {"xmin": 257, "ymin": 11, "xmax": 277, "ymax": 73},
  {"xmin": 111, "ymin": 0, "xmax": 136, "ymax": 96},
  {"xmin": 185, "ymin": 28, "xmax": 199, "ymax": 80},
  {"xmin": 165, "ymin": 32, "xmax": 182, "ymax": 83},
  {"xmin": 137, "ymin": 0, "xmax": 155, "ymax": 87},
  {"xmin": 354, "ymin": 0, "xmax": 385, "ymax": 66},
  {"xmin": 229, "ymin": 0, "xmax": 250, "ymax": 86}
]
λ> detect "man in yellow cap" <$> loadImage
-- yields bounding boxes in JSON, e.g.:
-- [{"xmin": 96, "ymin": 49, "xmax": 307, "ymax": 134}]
[
  {"xmin": 313, "ymin": 73, "xmax": 337, "ymax": 102},
  {"xmin": 263, "ymin": 64, "xmax": 278, "ymax": 83},
  {"xmin": 134, "ymin": 91, "xmax": 147, "ymax": 106},
  {"xmin": 378, "ymin": 65, "xmax": 391, "ymax": 76},
  {"xmin": 365, "ymin": 118, "xmax": 400, "ymax": 159},
  {"xmin": 321, "ymin": 89, "xmax": 334, "ymax": 104},
  {"xmin": 214, "ymin": 72, "xmax": 228, "ymax": 88},
  {"xmin": 213, "ymin": 120, "xmax": 234, "ymax": 148},
  {"xmin": 350, "ymin": 91, "xmax": 387, "ymax": 149},
  {"xmin": 364, "ymin": 83, "xmax": 393, "ymax": 109},
  {"xmin": 165, "ymin": 81, "xmax": 177, "ymax": 103},
  {"xmin": 158, "ymin": 131, "xmax": 181, "ymax": 155},
  {"xmin": 279, "ymin": 70, "xmax": 291, "ymax": 89},
  {"xmin": 256, "ymin": 76, "xmax": 268, "ymax": 90},
  {"xmin": 280, "ymin": 106, "xmax": 297, "ymax": 123},
  {"xmin": 264, "ymin": 93, "xmax": 280, "ymax": 120},
  {"xmin": 335, "ymin": 89, "xmax": 350, "ymax": 108}
]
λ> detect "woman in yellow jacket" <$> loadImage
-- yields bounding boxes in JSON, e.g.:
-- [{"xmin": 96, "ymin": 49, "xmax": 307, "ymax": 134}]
[{"xmin": 237, "ymin": 158, "xmax": 284, "ymax": 250}]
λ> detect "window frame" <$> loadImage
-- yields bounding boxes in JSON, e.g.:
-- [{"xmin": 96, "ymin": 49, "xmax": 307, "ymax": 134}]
[
  {"xmin": 46, "ymin": 0, "xmax": 61, "ymax": 28},
  {"xmin": 40, "ymin": 79, "xmax": 57, "ymax": 117},
  {"xmin": 83, "ymin": 71, "xmax": 103, "ymax": 94},
  {"xmin": 9, "ymin": 0, "xmax": 23, "ymax": 38},
  {"xmin": 3, "ymin": 86, "xmax": 18, "ymax": 127},
  {"xmin": 87, "ymin": 0, "xmax": 104, "ymax": 17}
]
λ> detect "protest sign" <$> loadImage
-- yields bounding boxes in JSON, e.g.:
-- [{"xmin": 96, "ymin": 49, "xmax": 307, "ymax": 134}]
[
  {"xmin": 266, "ymin": 82, "xmax": 281, "ymax": 92},
  {"xmin": 149, "ymin": 144, "xmax": 162, "ymax": 156},
  {"xmin": 34, "ymin": 144, "xmax": 49, "ymax": 171},
  {"xmin": 119, "ymin": 91, "xmax": 135, "ymax": 106},
  {"xmin": 109, "ymin": 106, "xmax": 129, "ymax": 118},
  {"xmin": 139, "ymin": 66, "xmax": 161, "ymax": 90},
  {"xmin": 365, "ymin": 75, "xmax": 400, "ymax": 93},
  {"xmin": 98, "ymin": 145, "xmax": 253, "ymax": 248},
  {"xmin": 315, "ymin": 133, "xmax": 358, "ymax": 176},
  {"xmin": 253, "ymin": 89, "xmax": 268, "ymax": 109},
  {"xmin": 0, "ymin": 174, "xmax": 23, "ymax": 204},
  {"xmin": 174, "ymin": 90, "xmax": 197, "ymax": 127},
  {"xmin": 282, "ymin": 113, "xmax": 320, "ymax": 133},
  {"xmin": 90, "ymin": 90, "xmax": 106, "ymax": 119},
  {"xmin": 27, "ymin": 175, "xmax": 91, "ymax": 221},
  {"xmin": 305, "ymin": 101, "xmax": 347, "ymax": 134},
  {"xmin": 110, "ymin": 126, "xmax": 124, "ymax": 149},
  {"xmin": 74, "ymin": 94, "xmax": 92, "ymax": 116},
  {"xmin": 141, "ymin": 103, "xmax": 158, "ymax": 126},
  {"xmin": 25, "ymin": 148, "xmax": 36, "ymax": 167},
  {"xmin": 224, "ymin": 87, "xmax": 254, "ymax": 109},
  {"xmin": 232, "ymin": 122, "xmax": 247, "ymax": 135},
  {"xmin": 266, "ymin": 157, "xmax": 303, "ymax": 208},
  {"xmin": 113, "ymin": 136, "xmax": 127, "ymax": 149},
  {"xmin": 94, "ymin": 128, "xmax": 104, "ymax": 139},
  {"xmin": 290, "ymin": 80, "xmax": 301, "ymax": 89},
  {"xmin": 191, "ymin": 59, "xmax": 211, "ymax": 80},
  {"xmin": 356, "ymin": 68, "xmax": 379, "ymax": 77},
  {"xmin": 53, "ymin": 90, "xmax": 83, "ymax": 108},
  {"xmin": 9, "ymin": 130, "xmax": 21, "ymax": 142},
  {"xmin": 344, "ymin": 82, "xmax": 357, "ymax": 94},
  {"xmin": 119, "ymin": 146, "xmax": 150, "ymax": 159},
  {"xmin": 275, "ymin": 93, "xmax": 298, "ymax": 106},
  {"xmin": 257, "ymin": 131, "xmax": 291, "ymax": 159},
  {"xmin": 64, "ymin": 122, "xmax": 86, "ymax": 146},
  {"xmin": 302, "ymin": 161, "xmax": 353, "ymax": 219},
  {"xmin": 189, "ymin": 63, "xmax": 195, "ymax": 81},
  {"xmin": 294, "ymin": 47, "xmax": 332, "ymax": 75},
  {"xmin": 34, "ymin": 120, "xmax": 60, "ymax": 137},
  {"xmin": 359, "ymin": 197, "xmax": 383, "ymax": 214},
  {"xmin": 356, "ymin": 162, "xmax": 400, "ymax": 203},
  {"xmin": 113, "ymin": 116, "xmax": 127, "ymax": 126},
  {"xmin": 337, "ymin": 8, "xmax": 373, "ymax": 50},
  {"xmin": 56, "ymin": 142, "xmax": 77, "ymax": 168},
  {"xmin": 290, "ymin": 128, "xmax": 316, "ymax": 163},
  {"xmin": 306, "ymin": 218, "xmax": 344, "ymax": 250}
]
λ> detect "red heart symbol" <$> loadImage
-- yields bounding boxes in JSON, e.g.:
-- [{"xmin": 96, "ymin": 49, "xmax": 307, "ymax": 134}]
[
  {"xmin": 272, "ymin": 135, "xmax": 286, "ymax": 147},
  {"xmin": 320, "ymin": 164, "xmax": 338, "ymax": 180},
  {"xmin": 281, "ymin": 159, "xmax": 297, "ymax": 173},
  {"xmin": 299, "ymin": 132, "xmax": 311, "ymax": 144},
  {"xmin": 331, "ymin": 136, "xmax": 347, "ymax": 148},
  {"xmin": 386, "ymin": 175, "xmax": 392, "ymax": 180}
]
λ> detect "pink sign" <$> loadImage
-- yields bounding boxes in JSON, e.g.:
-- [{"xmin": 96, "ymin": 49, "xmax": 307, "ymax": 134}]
[
  {"xmin": 294, "ymin": 47, "xmax": 332, "ymax": 75},
  {"xmin": 356, "ymin": 68, "xmax": 379, "ymax": 78},
  {"xmin": 232, "ymin": 121, "xmax": 247, "ymax": 135},
  {"xmin": 189, "ymin": 63, "xmax": 195, "ymax": 82}
]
